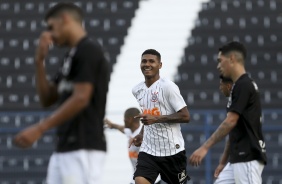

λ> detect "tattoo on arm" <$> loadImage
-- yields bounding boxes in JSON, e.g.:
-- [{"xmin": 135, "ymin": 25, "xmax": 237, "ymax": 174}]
[{"xmin": 204, "ymin": 121, "xmax": 235, "ymax": 149}]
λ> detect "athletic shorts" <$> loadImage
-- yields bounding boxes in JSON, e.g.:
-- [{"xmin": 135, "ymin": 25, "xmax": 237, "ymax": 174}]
[
  {"xmin": 46, "ymin": 149, "xmax": 106, "ymax": 184},
  {"xmin": 214, "ymin": 160, "xmax": 264, "ymax": 184},
  {"xmin": 133, "ymin": 150, "xmax": 190, "ymax": 184}
]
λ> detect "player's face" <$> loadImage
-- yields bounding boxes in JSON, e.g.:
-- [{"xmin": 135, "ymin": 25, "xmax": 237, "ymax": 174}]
[
  {"xmin": 46, "ymin": 17, "xmax": 68, "ymax": 46},
  {"xmin": 124, "ymin": 116, "xmax": 132, "ymax": 128},
  {"xmin": 140, "ymin": 54, "xmax": 162, "ymax": 79},
  {"xmin": 217, "ymin": 52, "xmax": 232, "ymax": 78},
  {"xmin": 219, "ymin": 79, "xmax": 231, "ymax": 97}
]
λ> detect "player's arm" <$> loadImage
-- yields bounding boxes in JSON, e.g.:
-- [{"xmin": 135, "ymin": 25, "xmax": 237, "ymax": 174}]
[
  {"xmin": 13, "ymin": 82, "xmax": 93, "ymax": 148},
  {"xmin": 189, "ymin": 112, "xmax": 238, "ymax": 166},
  {"xmin": 104, "ymin": 119, "xmax": 125, "ymax": 133},
  {"xmin": 202, "ymin": 112, "xmax": 237, "ymax": 150},
  {"xmin": 156, "ymin": 106, "xmax": 190, "ymax": 123},
  {"xmin": 35, "ymin": 31, "xmax": 58, "ymax": 107},
  {"xmin": 135, "ymin": 106, "xmax": 190, "ymax": 125},
  {"xmin": 37, "ymin": 82, "xmax": 93, "ymax": 132}
]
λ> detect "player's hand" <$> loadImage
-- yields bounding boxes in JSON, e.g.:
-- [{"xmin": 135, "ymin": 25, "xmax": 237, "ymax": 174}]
[
  {"xmin": 13, "ymin": 124, "xmax": 44, "ymax": 148},
  {"xmin": 35, "ymin": 31, "xmax": 53, "ymax": 62},
  {"xmin": 189, "ymin": 146, "xmax": 208, "ymax": 167},
  {"xmin": 214, "ymin": 163, "xmax": 225, "ymax": 178},
  {"xmin": 104, "ymin": 118, "xmax": 113, "ymax": 128},
  {"xmin": 129, "ymin": 134, "xmax": 143, "ymax": 148},
  {"xmin": 134, "ymin": 114, "xmax": 158, "ymax": 125}
]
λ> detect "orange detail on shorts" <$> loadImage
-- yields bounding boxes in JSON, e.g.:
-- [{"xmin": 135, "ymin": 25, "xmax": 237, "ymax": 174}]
[
  {"xmin": 129, "ymin": 151, "xmax": 138, "ymax": 158},
  {"xmin": 143, "ymin": 107, "xmax": 160, "ymax": 116}
]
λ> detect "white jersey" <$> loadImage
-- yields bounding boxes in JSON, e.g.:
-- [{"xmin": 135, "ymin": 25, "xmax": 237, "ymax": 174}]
[
  {"xmin": 132, "ymin": 78, "xmax": 187, "ymax": 156},
  {"xmin": 124, "ymin": 125, "xmax": 142, "ymax": 168}
]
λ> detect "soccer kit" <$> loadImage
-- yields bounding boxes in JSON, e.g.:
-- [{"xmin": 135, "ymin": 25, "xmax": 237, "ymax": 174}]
[
  {"xmin": 124, "ymin": 126, "xmax": 161, "ymax": 184},
  {"xmin": 215, "ymin": 74, "xmax": 267, "ymax": 184},
  {"xmin": 132, "ymin": 78, "xmax": 189, "ymax": 184},
  {"xmin": 124, "ymin": 126, "xmax": 143, "ymax": 169},
  {"xmin": 46, "ymin": 36, "xmax": 110, "ymax": 184}
]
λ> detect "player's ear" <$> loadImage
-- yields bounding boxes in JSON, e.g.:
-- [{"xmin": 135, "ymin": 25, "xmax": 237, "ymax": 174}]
[
  {"xmin": 229, "ymin": 53, "xmax": 235, "ymax": 64},
  {"xmin": 60, "ymin": 12, "xmax": 71, "ymax": 25},
  {"xmin": 159, "ymin": 61, "xmax": 162, "ymax": 69}
]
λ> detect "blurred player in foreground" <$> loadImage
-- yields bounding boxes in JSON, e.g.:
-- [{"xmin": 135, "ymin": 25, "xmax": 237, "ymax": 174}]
[
  {"xmin": 14, "ymin": 2, "xmax": 109, "ymax": 183},
  {"xmin": 130, "ymin": 49, "xmax": 191, "ymax": 184},
  {"xmin": 104, "ymin": 107, "xmax": 161, "ymax": 184},
  {"xmin": 189, "ymin": 41, "xmax": 267, "ymax": 184}
]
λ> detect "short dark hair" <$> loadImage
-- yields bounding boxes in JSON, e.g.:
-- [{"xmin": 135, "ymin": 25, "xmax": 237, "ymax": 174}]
[
  {"xmin": 44, "ymin": 2, "xmax": 83, "ymax": 23},
  {"xmin": 219, "ymin": 75, "xmax": 233, "ymax": 84},
  {"xmin": 124, "ymin": 108, "xmax": 141, "ymax": 121},
  {"xmin": 219, "ymin": 41, "xmax": 247, "ymax": 60},
  {"xmin": 142, "ymin": 49, "xmax": 161, "ymax": 61}
]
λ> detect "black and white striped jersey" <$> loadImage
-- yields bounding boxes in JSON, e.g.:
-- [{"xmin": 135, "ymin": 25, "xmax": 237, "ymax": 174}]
[{"xmin": 132, "ymin": 78, "xmax": 187, "ymax": 156}]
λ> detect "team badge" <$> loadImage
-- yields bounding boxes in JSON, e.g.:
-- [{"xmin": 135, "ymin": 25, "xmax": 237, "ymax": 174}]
[
  {"xmin": 151, "ymin": 92, "xmax": 159, "ymax": 102},
  {"xmin": 175, "ymin": 144, "xmax": 180, "ymax": 149}
]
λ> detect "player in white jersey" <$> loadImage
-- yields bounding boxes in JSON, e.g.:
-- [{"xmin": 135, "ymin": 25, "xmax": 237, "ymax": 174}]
[
  {"xmin": 130, "ymin": 49, "xmax": 191, "ymax": 184},
  {"xmin": 104, "ymin": 108, "xmax": 161, "ymax": 184}
]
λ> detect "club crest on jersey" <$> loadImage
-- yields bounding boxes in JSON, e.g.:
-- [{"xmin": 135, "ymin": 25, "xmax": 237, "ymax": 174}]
[{"xmin": 151, "ymin": 92, "xmax": 159, "ymax": 102}]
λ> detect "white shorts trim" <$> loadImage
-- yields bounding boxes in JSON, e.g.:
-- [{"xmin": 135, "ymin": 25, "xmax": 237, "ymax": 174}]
[
  {"xmin": 214, "ymin": 160, "xmax": 264, "ymax": 184},
  {"xmin": 46, "ymin": 149, "xmax": 106, "ymax": 184}
]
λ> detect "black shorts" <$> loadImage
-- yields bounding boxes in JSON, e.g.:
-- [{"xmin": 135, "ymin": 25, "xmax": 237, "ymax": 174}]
[{"xmin": 133, "ymin": 150, "xmax": 190, "ymax": 184}]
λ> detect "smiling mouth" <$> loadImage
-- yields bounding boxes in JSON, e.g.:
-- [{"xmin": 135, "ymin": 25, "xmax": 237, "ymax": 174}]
[{"xmin": 143, "ymin": 68, "xmax": 152, "ymax": 72}]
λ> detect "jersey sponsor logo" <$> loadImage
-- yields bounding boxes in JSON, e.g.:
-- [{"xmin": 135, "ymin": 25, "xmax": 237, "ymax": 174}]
[
  {"xmin": 58, "ymin": 79, "xmax": 73, "ymax": 94},
  {"xmin": 227, "ymin": 96, "xmax": 232, "ymax": 108},
  {"xmin": 252, "ymin": 81, "xmax": 259, "ymax": 92},
  {"xmin": 151, "ymin": 92, "xmax": 159, "ymax": 102},
  {"xmin": 143, "ymin": 107, "xmax": 160, "ymax": 116},
  {"xmin": 128, "ymin": 151, "xmax": 138, "ymax": 158},
  {"xmin": 227, "ymin": 84, "xmax": 235, "ymax": 108},
  {"xmin": 259, "ymin": 140, "xmax": 266, "ymax": 153},
  {"xmin": 62, "ymin": 48, "xmax": 76, "ymax": 76}
]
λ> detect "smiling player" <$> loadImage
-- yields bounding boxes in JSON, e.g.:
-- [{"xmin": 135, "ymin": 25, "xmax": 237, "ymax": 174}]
[{"xmin": 130, "ymin": 49, "xmax": 191, "ymax": 184}]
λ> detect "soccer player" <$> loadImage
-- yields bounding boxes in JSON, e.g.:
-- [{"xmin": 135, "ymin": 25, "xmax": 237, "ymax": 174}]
[
  {"xmin": 189, "ymin": 41, "xmax": 267, "ymax": 184},
  {"xmin": 104, "ymin": 107, "xmax": 161, "ymax": 184},
  {"xmin": 130, "ymin": 49, "xmax": 191, "ymax": 184},
  {"xmin": 13, "ymin": 3, "xmax": 109, "ymax": 184},
  {"xmin": 213, "ymin": 75, "xmax": 232, "ymax": 179}
]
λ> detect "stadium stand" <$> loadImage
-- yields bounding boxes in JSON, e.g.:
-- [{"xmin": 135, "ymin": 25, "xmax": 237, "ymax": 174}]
[
  {"xmin": 0, "ymin": 0, "xmax": 139, "ymax": 183},
  {"xmin": 0, "ymin": 0, "xmax": 139, "ymax": 110},
  {"xmin": 175, "ymin": 0, "xmax": 282, "ymax": 109},
  {"xmin": 178, "ymin": 0, "xmax": 282, "ymax": 183}
]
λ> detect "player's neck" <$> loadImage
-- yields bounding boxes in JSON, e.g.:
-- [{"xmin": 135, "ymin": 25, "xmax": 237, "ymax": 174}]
[
  {"xmin": 231, "ymin": 66, "xmax": 246, "ymax": 82},
  {"xmin": 145, "ymin": 75, "xmax": 160, "ymax": 87},
  {"xmin": 68, "ymin": 27, "xmax": 87, "ymax": 47}
]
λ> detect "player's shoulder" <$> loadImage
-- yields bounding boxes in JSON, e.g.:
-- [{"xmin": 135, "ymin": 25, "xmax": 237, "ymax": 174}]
[
  {"xmin": 159, "ymin": 78, "xmax": 179, "ymax": 89},
  {"xmin": 77, "ymin": 37, "xmax": 103, "ymax": 53},
  {"xmin": 132, "ymin": 81, "xmax": 145, "ymax": 95},
  {"xmin": 234, "ymin": 74, "xmax": 257, "ymax": 91}
]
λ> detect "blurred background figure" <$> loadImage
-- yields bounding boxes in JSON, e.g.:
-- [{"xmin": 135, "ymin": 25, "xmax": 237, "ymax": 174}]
[
  {"xmin": 104, "ymin": 107, "xmax": 161, "ymax": 184},
  {"xmin": 214, "ymin": 75, "xmax": 232, "ymax": 179},
  {"xmin": 219, "ymin": 75, "xmax": 233, "ymax": 98}
]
